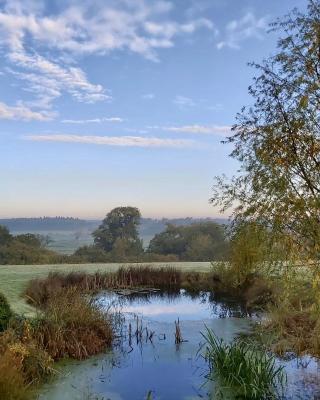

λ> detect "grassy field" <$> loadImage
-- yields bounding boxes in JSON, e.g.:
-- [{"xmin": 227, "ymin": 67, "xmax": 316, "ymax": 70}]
[{"xmin": 0, "ymin": 262, "xmax": 211, "ymax": 315}]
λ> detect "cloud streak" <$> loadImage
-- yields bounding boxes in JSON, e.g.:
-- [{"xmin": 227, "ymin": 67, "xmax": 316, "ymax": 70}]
[
  {"xmin": 148, "ymin": 124, "xmax": 232, "ymax": 136},
  {"xmin": 166, "ymin": 124, "xmax": 232, "ymax": 135},
  {"xmin": 62, "ymin": 117, "xmax": 123, "ymax": 124},
  {"xmin": 0, "ymin": 101, "xmax": 54, "ymax": 121},
  {"xmin": 173, "ymin": 95, "xmax": 196, "ymax": 108},
  {"xmin": 24, "ymin": 134, "xmax": 194, "ymax": 148},
  {"xmin": 8, "ymin": 51, "xmax": 109, "ymax": 106}
]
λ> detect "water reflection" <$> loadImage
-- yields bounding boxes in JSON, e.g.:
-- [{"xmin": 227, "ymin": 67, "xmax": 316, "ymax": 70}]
[
  {"xmin": 98, "ymin": 289, "xmax": 254, "ymax": 321},
  {"xmin": 39, "ymin": 290, "xmax": 320, "ymax": 400}
]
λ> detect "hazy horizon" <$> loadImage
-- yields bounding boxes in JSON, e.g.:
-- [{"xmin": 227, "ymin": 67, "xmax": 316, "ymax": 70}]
[{"xmin": 0, "ymin": 212, "xmax": 228, "ymax": 220}]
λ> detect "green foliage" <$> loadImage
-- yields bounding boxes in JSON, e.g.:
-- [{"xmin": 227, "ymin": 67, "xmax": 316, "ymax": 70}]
[
  {"xmin": 110, "ymin": 237, "xmax": 144, "ymax": 262},
  {"xmin": 15, "ymin": 233, "xmax": 43, "ymax": 248},
  {"xmin": 73, "ymin": 245, "xmax": 110, "ymax": 262},
  {"xmin": 0, "ymin": 225, "xmax": 12, "ymax": 246},
  {"xmin": 202, "ymin": 327, "xmax": 286, "ymax": 399},
  {"xmin": 211, "ymin": 0, "xmax": 320, "ymax": 258},
  {"xmin": 0, "ymin": 224, "xmax": 61, "ymax": 265},
  {"xmin": 229, "ymin": 221, "xmax": 273, "ymax": 285},
  {"xmin": 93, "ymin": 207, "xmax": 143, "ymax": 253},
  {"xmin": 0, "ymin": 293, "xmax": 13, "ymax": 332},
  {"xmin": 148, "ymin": 222, "xmax": 229, "ymax": 261}
]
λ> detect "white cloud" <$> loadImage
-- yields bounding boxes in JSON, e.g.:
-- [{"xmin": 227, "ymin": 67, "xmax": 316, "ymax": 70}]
[
  {"xmin": 0, "ymin": 1, "xmax": 214, "ymax": 115},
  {"xmin": 173, "ymin": 95, "xmax": 196, "ymax": 108},
  {"xmin": 0, "ymin": 101, "xmax": 54, "ymax": 121},
  {"xmin": 166, "ymin": 124, "xmax": 231, "ymax": 136},
  {"xmin": 62, "ymin": 117, "xmax": 123, "ymax": 124},
  {"xmin": 142, "ymin": 93, "xmax": 155, "ymax": 100},
  {"xmin": 217, "ymin": 12, "xmax": 268, "ymax": 50},
  {"xmin": 8, "ymin": 51, "xmax": 109, "ymax": 105},
  {"xmin": 144, "ymin": 18, "xmax": 213, "ymax": 39},
  {"xmin": 24, "ymin": 134, "xmax": 194, "ymax": 148}
]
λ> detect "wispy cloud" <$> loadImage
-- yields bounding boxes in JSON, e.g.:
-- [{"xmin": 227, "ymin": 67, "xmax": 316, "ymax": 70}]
[
  {"xmin": 173, "ymin": 95, "xmax": 196, "ymax": 108},
  {"xmin": 62, "ymin": 117, "xmax": 123, "ymax": 124},
  {"xmin": 24, "ymin": 134, "xmax": 194, "ymax": 148},
  {"xmin": 217, "ymin": 12, "xmax": 268, "ymax": 50},
  {"xmin": 148, "ymin": 124, "xmax": 232, "ymax": 136},
  {"xmin": 142, "ymin": 93, "xmax": 155, "ymax": 100},
  {"xmin": 0, "ymin": 101, "xmax": 54, "ymax": 121},
  {"xmin": 0, "ymin": 0, "xmax": 214, "ymax": 118},
  {"xmin": 7, "ymin": 52, "xmax": 109, "ymax": 108},
  {"xmin": 166, "ymin": 124, "xmax": 231, "ymax": 135}
]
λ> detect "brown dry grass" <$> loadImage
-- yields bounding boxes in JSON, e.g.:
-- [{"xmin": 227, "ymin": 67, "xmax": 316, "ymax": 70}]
[
  {"xmin": 31, "ymin": 289, "xmax": 113, "ymax": 360},
  {"xmin": 24, "ymin": 266, "xmax": 182, "ymax": 307}
]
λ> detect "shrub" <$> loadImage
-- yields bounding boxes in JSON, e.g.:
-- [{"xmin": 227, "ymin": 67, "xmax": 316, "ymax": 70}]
[
  {"xmin": 0, "ymin": 292, "xmax": 13, "ymax": 332},
  {"xmin": 0, "ymin": 350, "xmax": 32, "ymax": 400},
  {"xmin": 0, "ymin": 323, "xmax": 54, "ymax": 384}
]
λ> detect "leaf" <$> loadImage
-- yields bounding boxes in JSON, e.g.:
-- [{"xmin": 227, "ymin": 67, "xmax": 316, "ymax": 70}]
[{"xmin": 299, "ymin": 95, "xmax": 309, "ymax": 109}]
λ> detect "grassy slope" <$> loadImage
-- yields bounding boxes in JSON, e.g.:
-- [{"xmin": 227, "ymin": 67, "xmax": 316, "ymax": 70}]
[{"xmin": 0, "ymin": 262, "xmax": 211, "ymax": 315}]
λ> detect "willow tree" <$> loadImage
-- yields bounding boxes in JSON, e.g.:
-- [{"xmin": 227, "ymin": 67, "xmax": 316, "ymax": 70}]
[{"xmin": 212, "ymin": 1, "xmax": 320, "ymax": 258}]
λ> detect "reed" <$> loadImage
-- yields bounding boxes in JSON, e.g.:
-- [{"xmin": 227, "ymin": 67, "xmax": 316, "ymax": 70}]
[
  {"xmin": 24, "ymin": 266, "xmax": 182, "ymax": 307},
  {"xmin": 31, "ymin": 289, "xmax": 113, "ymax": 360},
  {"xmin": 174, "ymin": 318, "xmax": 182, "ymax": 344},
  {"xmin": 202, "ymin": 327, "xmax": 286, "ymax": 399}
]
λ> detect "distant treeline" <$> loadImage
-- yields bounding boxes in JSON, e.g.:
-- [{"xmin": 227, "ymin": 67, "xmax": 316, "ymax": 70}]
[
  {"xmin": 0, "ymin": 210, "xmax": 230, "ymax": 264},
  {"xmin": 0, "ymin": 217, "xmax": 97, "ymax": 231},
  {"xmin": 0, "ymin": 216, "xmax": 229, "ymax": 236}
]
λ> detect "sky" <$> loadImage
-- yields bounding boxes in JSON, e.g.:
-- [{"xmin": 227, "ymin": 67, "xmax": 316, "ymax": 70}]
[{"xmin": 0, "ymin": 0, "xmax": 306, "ymax": 219}]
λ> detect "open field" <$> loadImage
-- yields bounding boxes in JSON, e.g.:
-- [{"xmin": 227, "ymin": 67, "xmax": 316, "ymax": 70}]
[{"xmin": 0, "ymin": 262, "xmax": 211, "ymax": 315}]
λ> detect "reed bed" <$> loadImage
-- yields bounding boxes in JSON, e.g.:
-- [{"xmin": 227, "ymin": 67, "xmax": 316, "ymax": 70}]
[
  {"xmin": 24, "ymin": 266, "xmax": 181, "ymax": 307},
  {"xmin": 31, "ymin": 289, "xmax": 113, "ymax": 360},
  {"xmin": 202, "ymin": 327, "xmax": 286, "ymax": 399}
]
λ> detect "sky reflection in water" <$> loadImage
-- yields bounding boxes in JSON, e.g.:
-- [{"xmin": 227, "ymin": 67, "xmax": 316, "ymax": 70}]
[{"xmin": 39, "ymin": 290, "xmax": 320, "ymax": 400}]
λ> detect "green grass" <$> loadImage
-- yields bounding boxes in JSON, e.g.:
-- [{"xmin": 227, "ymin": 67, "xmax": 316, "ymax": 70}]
[
  {"xmin": 202, "ymin": 327, "xmax": 286, "ymax": 399},
  {"xmin": 0, "ymin": 262, "xmax": 211, "ymax": 315}
]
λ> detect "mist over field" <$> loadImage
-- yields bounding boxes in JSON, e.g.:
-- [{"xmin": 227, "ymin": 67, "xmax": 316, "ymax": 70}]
[{"xmin": 0, "ymin": 216, "xmax": 228, "ymax": 254}]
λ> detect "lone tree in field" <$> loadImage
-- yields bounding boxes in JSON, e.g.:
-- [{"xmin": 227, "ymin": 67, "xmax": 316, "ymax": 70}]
[
  {"xmin": 212, "ymin": 0, "xmax": 320, "ymax": 257},
  {"xmin": 93, "ymin": 206, "xmax": 143, "ymax": 253}
]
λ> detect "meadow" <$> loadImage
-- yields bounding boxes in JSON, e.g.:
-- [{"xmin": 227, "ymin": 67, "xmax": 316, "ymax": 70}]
[{"xmin": 0, "ymin": 262, "xmax": 211, "ymax": 315}]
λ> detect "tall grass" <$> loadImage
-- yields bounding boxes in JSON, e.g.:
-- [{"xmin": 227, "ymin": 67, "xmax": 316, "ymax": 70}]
[
  {"xmin": 31, "ymin": 289, "xmax": 113, "ymax": 360},
  {"xmin": 24, "ymin": 266, "xmax": 181, "ymax": 307},
  {"xmin": 202, "ymin": 327, "xmax": 286, "ymax": 399}
]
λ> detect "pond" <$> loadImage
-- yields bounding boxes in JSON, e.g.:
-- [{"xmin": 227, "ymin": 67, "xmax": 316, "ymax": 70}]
[{"xmin": 38, "ymin": 290, "xmax": 320, "ymax": 400}]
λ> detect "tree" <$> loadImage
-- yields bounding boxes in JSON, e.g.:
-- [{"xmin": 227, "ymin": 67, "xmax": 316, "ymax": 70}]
[
  {"xmin": 0, "ymin": 226, "xmax": 12, "ymax": 246},
  {"xmin": 0, "ymin": 293, "xmax": 12, "ymax": 332},
  {"xmin": 0, "ymin": 226, "xmax": 59, "ymax": 265},
  {"xmin": 93, "ymin": 206, "xmax": 143, "ymax": 253},
  {"xmin": 211, "ymin": 1, "xmax": 320, "ymax": 258},
  {"xmin": 148, "ymin": 222, "xmax": 229, "ymax": 261},
  {"xmin": 148, "ymin": 224, "xmax": 186, "ymax": 256},
  {"xmin": 15, "ymin": 233, "xmax": 42, "ymax": 248}
]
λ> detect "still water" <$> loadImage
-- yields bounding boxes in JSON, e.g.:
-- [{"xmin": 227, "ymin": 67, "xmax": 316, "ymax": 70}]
[{"xmin": 39, "ymin": 290, "xmax": 320, "ymax": 400}]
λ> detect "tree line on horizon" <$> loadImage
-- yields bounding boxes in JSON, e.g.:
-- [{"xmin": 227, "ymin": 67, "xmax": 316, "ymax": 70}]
[{"xmin": 0, "ymin": 206, "xmax": 230, "ymax": 264}]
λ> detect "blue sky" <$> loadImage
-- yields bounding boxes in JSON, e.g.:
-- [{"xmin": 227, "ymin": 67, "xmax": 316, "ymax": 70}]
[{"xmin": 0, "ymin": 0, "xmax": 305, "ymax": 219}]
